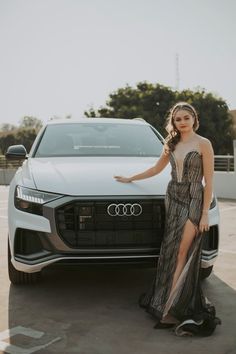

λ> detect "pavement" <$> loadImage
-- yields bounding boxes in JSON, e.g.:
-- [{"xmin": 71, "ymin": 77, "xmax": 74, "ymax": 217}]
[{"xmin": 0, "ymin": 185, "xmax": 236, "ymax": 354}]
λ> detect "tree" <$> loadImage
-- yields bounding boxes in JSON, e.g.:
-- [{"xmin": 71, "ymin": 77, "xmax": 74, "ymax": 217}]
[
  {"xmin": 19, "ymin": 116, "xmax": 43, "ymax": 130},
  {"xmin": 85, "ymin": 82, "xmax": 176, "ymax": 138},
  {"xmin": 85, "ymin": 82, "xmax": 234, "ymax": 154},
  {"xmin": 175, "ymin": 89, "xmax": 234, "ymax": 154},
  {"xmin": 0, "ymin": 131, "xmax": 18, "ymax": 154},
  {"xmin": 0, "ymin": 128, "xmax": 38, "ymax": 154},
  {"xmin": 49, "ymin": 114, "xmax": 72, "ymax": 120},
  {"xmin": 0, "ymin": 114, "xmax": 72, "ymax": 155},
  {"xmin": 0, "ymin": 123, "xmax": 17, "ymax": 132},
  {"xmin": 0, "ymin": 116, "xmax": 43, "ymax": 154}
]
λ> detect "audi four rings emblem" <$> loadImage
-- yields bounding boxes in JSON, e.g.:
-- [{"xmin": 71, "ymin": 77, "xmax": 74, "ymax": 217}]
[{"xmin": 107, "ymin": 203, "xmax": 142, "ymax": 216}]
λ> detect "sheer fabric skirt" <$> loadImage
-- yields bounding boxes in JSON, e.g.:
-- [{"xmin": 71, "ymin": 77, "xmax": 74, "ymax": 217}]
[{"xmin": 139, "ymin": 181, "xmax": 220, "ymax": 336}]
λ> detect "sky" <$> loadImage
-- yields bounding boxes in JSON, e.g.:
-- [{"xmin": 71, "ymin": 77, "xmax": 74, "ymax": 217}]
[{"xmin": 0, "ymin": 0, "xmax": 236, "ymax": 126}]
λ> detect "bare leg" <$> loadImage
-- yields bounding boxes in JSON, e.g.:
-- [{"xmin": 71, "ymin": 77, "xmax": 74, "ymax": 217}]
[
  {"xmin": 170, "ymin": 219, "xmax": 196, "ymax": 294},
  {"xmin": 158, "ymin": 220, "xmax": 197, "ymax": 326}
]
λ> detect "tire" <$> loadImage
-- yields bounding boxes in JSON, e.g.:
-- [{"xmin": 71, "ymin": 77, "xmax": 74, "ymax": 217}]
[
  {"xmin": 200, "ymin": 266, "xmax": 213, "ymax": 280},
  {"xmin": 8, "ymin": 239, "xmax": 41, "ymax": 285}
]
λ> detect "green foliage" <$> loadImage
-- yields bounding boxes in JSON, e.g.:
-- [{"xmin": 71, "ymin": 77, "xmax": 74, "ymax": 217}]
[
  {"xmin": 19, "ymin": 116, "xmax": 43, "ymax": 130},
  {"xmin": 0, "ymin": 123, "xmax": 17, "ymax": 132},
  {"xmin": 0, "ymin": 114, "xmax": 74, "ymax": 154},
  {"xmin": 0, "ymin": 116, "xmax": 43, "ymax": 154},
  {"xmin": 0, "ymin": 128, "xmax": 38, "ymax": 154},
  {"xmin": 85, "ymin": 82, "xmax": 235, "ymax": 154},
  {"xmin": 175, "ymin": 89, "xmax": 234, "ymax": 154},
  {"xmin": 85, "ymin": 82, "xmax": 176, "ymax": 138}
]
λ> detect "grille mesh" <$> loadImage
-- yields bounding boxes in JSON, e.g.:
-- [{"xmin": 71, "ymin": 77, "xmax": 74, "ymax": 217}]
[{"xmin": 55, "ymin": 199, "xmax": 165, "ymax": 249}]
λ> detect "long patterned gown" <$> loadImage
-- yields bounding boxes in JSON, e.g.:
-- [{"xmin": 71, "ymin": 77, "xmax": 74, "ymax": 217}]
[{"xmin": 139, "ymin": 150, "xmax": 219, "ymax": 336}]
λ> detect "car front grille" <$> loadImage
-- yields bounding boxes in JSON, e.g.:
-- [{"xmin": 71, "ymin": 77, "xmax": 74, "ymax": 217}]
[{"xmin": 55, "ymin": 199, "xmax": 165, "ymax": 249}]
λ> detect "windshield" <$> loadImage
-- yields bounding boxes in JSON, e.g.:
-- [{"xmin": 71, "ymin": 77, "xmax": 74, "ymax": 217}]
[{"xmin": 34, "ymin": 123, "xmax": 163, "ymax": 157}]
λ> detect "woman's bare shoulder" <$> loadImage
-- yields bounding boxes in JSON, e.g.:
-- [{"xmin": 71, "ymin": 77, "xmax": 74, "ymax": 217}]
[
  {"xmin": 196, "ymin": 134, "xmax": 212, "ymax": 146},
  {"xmin": 196, "ymin": 135, "xmax": 213, "ymax": 152}
]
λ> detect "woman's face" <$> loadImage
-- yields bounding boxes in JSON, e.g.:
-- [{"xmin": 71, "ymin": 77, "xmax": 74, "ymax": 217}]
[{"xmin": 173, "ymin": 109, "xmax": 195, "ymax": 133}]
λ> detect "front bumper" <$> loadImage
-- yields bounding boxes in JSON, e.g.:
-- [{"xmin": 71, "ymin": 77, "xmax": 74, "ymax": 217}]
[{"xmin": 9, "ymin": 195, "xmax": 219, "ymax": 273}]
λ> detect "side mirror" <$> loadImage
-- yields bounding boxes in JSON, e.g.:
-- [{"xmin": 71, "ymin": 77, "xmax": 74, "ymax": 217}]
[{"xmin": 5, "ymin": 145, "xmax": 28, "ymax": 160}]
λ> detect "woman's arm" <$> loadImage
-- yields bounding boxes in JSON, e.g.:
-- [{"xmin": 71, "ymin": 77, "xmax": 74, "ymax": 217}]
[
  {"xmin": 199, "ymin": 138, "xmax": 214, "ymax": 233},
  {"xmin": 114, "ymin": 147, "xmax": 170, "ymax": 183}
]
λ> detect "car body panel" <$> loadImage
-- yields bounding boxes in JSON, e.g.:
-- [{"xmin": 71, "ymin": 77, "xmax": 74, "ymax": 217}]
[{"xmin": 21, "ymin": 157, "xmax": 170, "ymax": 196}]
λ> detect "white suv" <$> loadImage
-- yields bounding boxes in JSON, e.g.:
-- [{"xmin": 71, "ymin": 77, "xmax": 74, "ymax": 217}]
[{"xmin": 6, "ymin": 118, "xmax": 220, "ymax": 284}]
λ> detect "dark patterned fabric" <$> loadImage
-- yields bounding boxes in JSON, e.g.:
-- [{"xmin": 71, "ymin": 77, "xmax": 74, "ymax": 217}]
[{"xmin": 139, "ymin": 151, "xmax": 220, "ymax": 336}]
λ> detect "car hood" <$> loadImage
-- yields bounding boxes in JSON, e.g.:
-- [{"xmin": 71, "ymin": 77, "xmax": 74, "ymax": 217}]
[{"xmin": 22, "ymin": 157, "xmax": 171, "ymax": 196}]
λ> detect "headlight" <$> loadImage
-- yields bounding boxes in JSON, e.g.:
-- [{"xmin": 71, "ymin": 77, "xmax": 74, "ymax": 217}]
[{"xmin": 15, "ymin": 185, "xmax": 62, "ymax": 215}]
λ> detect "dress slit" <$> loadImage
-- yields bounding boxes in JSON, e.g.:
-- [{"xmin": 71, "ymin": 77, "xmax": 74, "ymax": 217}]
[
  {"xmin": 162, "ymin": 218, "xmax": 200, "ymax": 320},
  {"xmin": 139, "ymin": 150, "xmax": 220, "ymax": 336}
]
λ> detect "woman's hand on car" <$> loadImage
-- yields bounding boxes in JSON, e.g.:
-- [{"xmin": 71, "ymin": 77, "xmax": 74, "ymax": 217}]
[{"xmin": 114, "ymin": 176, "xmax": 132, "ymax": 183}]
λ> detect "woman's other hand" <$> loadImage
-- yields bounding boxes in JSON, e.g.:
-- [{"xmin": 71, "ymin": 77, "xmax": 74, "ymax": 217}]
[
  {"xmin": 199, "ymin": 213, "xmax": 209, "ymax": 233},
  {"xmin": 114, "ymin": 176, "xmax": 132, "ymax": 183}
]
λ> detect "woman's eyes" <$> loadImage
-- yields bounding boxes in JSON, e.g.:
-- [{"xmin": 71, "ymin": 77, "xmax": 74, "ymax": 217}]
[{"xmin": 175, "ymin": 117, "xmax": 190, "ymax": 122}]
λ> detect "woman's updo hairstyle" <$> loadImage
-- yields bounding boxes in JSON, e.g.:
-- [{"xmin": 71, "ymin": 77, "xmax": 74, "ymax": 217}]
[{"xmin": 165, "ymin": 102, "xmax": 199, "ymax": 152}]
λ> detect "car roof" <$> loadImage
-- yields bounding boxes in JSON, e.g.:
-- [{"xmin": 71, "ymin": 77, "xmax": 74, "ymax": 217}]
[{"xmin": 46, "ymin": 117, "xmax": 148, "ymax": 126}]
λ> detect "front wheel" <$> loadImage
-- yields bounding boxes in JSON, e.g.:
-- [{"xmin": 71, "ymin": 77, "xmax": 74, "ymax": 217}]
[
  {"xmin": 8, "ymin": 239, "xmax": 41, "ymax": 285},
  {"xmin": 200, "ymin": 266, "xmax": 213, "ymax": 280}
]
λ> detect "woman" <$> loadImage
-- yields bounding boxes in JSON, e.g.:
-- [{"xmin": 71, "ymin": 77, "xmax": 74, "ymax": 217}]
[{"xmin": 114, "ymin": 102, "xmax": 221, "ymax": 336}]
